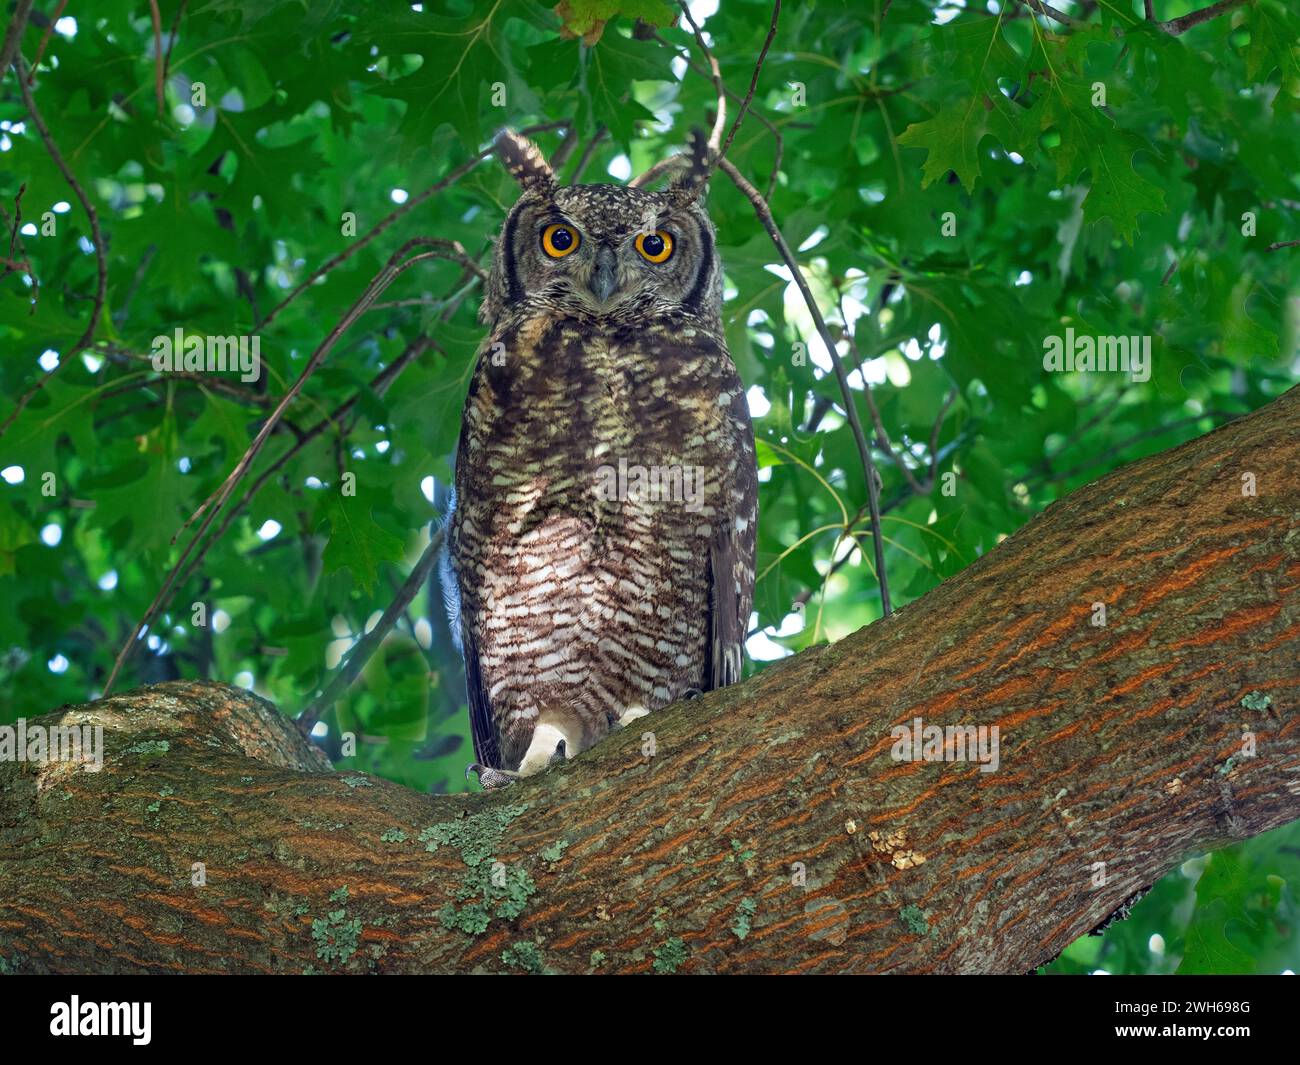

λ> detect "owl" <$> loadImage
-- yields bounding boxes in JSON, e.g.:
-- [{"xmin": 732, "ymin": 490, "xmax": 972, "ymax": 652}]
[{"xmin": 445, "ymin": 129, "xmax": 757, "ymax": 787}]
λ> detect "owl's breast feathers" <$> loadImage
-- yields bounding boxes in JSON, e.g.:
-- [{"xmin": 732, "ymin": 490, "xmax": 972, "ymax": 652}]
[{"xmin": 449, "ymin": 312, "xmax": 757, "ymax": 772}]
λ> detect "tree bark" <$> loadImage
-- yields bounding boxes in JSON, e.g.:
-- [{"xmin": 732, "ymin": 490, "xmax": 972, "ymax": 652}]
[{"xmin": 2, "ymin": 386, "xmax": 1298, "ymax": 975}]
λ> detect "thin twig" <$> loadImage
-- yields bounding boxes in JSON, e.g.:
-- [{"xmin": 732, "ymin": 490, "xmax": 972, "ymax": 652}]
[
  {"xmin": 548, "ymin": 124, "xmax": 581, "ymax": 170},
  {"xmin": 258, "ymin": 120, "xmax": 567, "ymax": 330},
  {"xmin": 0, "ymin": 0, "xmax": 34, "ymax": 83},
  {"xmin": 719, "ymin": 156, "xmax": 892, "ymax": 616},
  {"xmin": 1017, "ymin": 0, "xmax": 1083, "ymax": 29},
  {"xmin": 677, "ymin": 2, "xmax": 727, "ymax": 152},
  {"xmin": 1158, "ymin": 0, "xmax": 1250, "ymax": 34},
  {"xmin": 648, "ymin": 31, "xmax": 784, "ymax": 198},
  {"xmin": 148, "ymin": 0, "xmax": 164, "ymax": 114},
  {"xmin": 162, "ymin": 0, "xmax": 188, "ymax": 88},
  {"xmin": 1020, "ymin": 0, "xmax": 1249, "ymax": 34},
  {"xmin": 103, "ymin": 241, "xmax": 445, "ymax": 693},
  {"xmin": 1265, "ymin": 240, "xmax": 1298, "ymax": 252},
  {"xmin": 839, "ymin": 291, "xmax": 927, "ymax": 495},
  {"xmin": 716, "ymin": 0, "xmax": 780, "ymax": 163},
  {"xmin": 164, "ymin": 336, "xmax": 435, "ymax": 632},
  {"xmin": 1, "ymin": 56, "xmax": 108, "ymax": 440},
  {"xmin": 181, "ymin": 238, "xmax": 446, "ymax": 536},
  {"xmin": 25, "ymin": 0, "xmax": 65, "ymax": 82},
  {"xmin": 569, "ymin": 125, "xmax": 607, "ymax": 183},
  {"xmin": 297, "ymin": 526, "xmax": 446, "ymax": 735}
]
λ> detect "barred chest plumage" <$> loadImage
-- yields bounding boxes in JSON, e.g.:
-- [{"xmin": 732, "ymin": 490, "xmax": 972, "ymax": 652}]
[{"xmin": 450, "ymin": 310, "xmax": 755, "ymax": 774}]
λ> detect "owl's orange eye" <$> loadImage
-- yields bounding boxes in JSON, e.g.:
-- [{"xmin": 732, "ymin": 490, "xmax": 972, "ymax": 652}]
[
  {"xmin": 541, "ymin": 223, "xmax": 579, "ymax": 258},
  {"xmin": 635, "ymin": 230, "xmax": 674, "ymax": 263}
]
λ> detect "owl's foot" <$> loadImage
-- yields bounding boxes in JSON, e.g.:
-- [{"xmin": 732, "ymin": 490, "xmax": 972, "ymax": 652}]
[
  {"xmin": 465, "ymin": 743, "xmax": 567, "ymax": 790},
  {"xmin": 466, "ymin": 763, "xmax": 518, "ymax": 789},
  {"xmin": 611, "ymin": 705, "xmax": 651, "ymax": 730}
]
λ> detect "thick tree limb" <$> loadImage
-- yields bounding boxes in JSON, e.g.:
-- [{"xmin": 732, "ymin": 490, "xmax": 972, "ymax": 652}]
[{"xmin": 2, "ymin": 385, "xmax": 1298, "ymax": 974}]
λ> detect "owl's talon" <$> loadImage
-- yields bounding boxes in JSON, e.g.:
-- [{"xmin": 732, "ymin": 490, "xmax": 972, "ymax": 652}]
[{"xmin": 466, "ymin": 763, "xmax": 518, "ymax": 790}]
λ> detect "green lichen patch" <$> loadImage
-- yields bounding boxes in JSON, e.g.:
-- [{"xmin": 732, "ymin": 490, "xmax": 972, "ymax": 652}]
[
  {"xmin": 381, "ymin": 827, "xmax": 408, "ymax": 844},
  {"xmin": 653, "ymin": 937, "xmax": 689, "ymax": 974},
  {"xmin": 312, "ymin": 907, "xmax": 361, "ymax": 966},
  {"xmin": 145, "ymin": 784, "xmax": 175, "ymax": 814},
  {"xmin": 420, "ymin": 802, "xmax": 528, "ymax": 867},
  {"xmin": 732, "ymin": 896, "xmax": 757, "ymax": 941},
  {"xmin": 341, "ymin": 775, "xmax": 372, "ymax": 788},
  {"xmin": 439, "ymin": 863, "xmax": 537, "ymax": 936},
  {"xmin": 900, "ymin": 905, "xmax": 929, "ymax": 935},
  {"xmin": 541, "ymin": 839, "xmax": 569, "ymax": 863},
  {"xmin": 1240, "ymin": 691, "xmax": 1273, "ymax": 712},
  {"xmin": 125, "ymin": 740, "xmax": 170, "ymax": 756},
  {"xmin": 501, "ymin": 941, "xmax": 546, "ymax": 974},
  {"xmin": 727, "ymin": 839, "xmax": 755, "ymax": 863},
  {"xmin": 589, "ymin": 950, "xmax": 606, "ymax": 969},
  {"xmin": 329, "ymin": 886, "xmax": 350, "ymax": 904}
]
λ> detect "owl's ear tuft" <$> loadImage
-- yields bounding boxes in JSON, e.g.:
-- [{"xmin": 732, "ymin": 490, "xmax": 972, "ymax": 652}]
[
  {"xmin": 668, "ymin": 128, "xmax": 714, "ymax": 207},
  {"xmin": 495, "ymin": 129, "xmax": 557, "ymax": 196}
]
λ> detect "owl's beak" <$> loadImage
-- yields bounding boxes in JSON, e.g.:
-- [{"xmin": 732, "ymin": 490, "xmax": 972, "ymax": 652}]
[{"xmin": 589, "ymin": 245, "xmax": 619, "ymax": 303}]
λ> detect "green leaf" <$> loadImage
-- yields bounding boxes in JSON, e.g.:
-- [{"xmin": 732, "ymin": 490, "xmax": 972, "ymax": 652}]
[{"xmin": 319, "ymin": 498, "xmax": 406, "ymax": 595}]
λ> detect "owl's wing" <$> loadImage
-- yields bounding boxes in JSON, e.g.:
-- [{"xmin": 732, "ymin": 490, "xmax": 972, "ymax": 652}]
[
  {"xmin": 460, "ymin": 621, "xmax": 503, "ymax": 770},
  {"xmin": 703, "ymin": 412, "xmax": 758, "ymax": 691}
]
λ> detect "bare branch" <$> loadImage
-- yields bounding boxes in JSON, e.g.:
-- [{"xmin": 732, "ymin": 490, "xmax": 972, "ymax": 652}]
[
  {"xmin": 0, "ymin": 0, "xmax": 33, "ymax": 83},
  {"xmin": 258, "ymin": 120, "xmax": 567, "ymax": 329},
  {"xmin": 1158, "ymin": 0, "xmax": 1250, "ymax": 34},
  {"xmin": 677, "ymin": 2, "xmax": 727, "ymax": 152},
  {"xmin": 647, "ymin": 30, "xmax": 785, "ymax": 198},
  {"xmin": 25, "ymin": 0, "xmax": 65, "ymax": 82},
  {"xmin": 717, "ymin": 0, "xmax": 780, "ymax": 163},
  {"xmin": 718, "ymin": 157, "xmax": 892, "ymax": 616},
  {"xmin": 162, "ymin": 0, "xmax": 188, "ymax": 88},
  {"xmin": 297, "ymin": 526, "xmax": 447, "ymax": 734},
  {"xmin": 148, "ymin": 0, "xmax": 164, "ymax": 114},
  {"xmin": 569, "ymin": 125, "xmax": 607, "ymax": 183},
  {"xmin": 0, "ymin": 56, "xmax": 108, "ymax": 441},
  {"xmin": 1016, "ymin": 0, "xmax": 1082, "ymax": 29},
  {"xmin": 103, "ymin": 242, "xmax": 446, "ymax": 694}
]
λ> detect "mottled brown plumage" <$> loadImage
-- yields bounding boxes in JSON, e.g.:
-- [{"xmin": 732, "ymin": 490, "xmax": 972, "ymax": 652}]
[{"xmin": 446, "ymin": 130, "xmax": 756, "ymax": 781}]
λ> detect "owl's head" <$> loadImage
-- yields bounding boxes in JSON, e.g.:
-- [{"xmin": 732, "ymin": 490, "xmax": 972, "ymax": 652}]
[{"xmin": 481, "ymin": 130, "xmax": 723, "ymax": 330}]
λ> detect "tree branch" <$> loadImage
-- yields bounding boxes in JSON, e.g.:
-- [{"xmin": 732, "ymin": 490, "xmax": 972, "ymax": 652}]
[{"xmin": 5, "ymin": 384, "xmax": 1298, "ymax": 973}]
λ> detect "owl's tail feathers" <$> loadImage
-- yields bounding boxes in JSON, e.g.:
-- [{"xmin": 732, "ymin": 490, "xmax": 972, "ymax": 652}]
[{"xmin": 495, "ymin": 129, "xmax": 557, "ymax": 197}]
